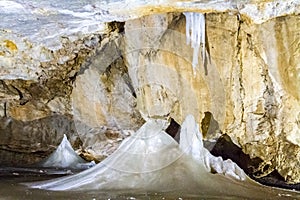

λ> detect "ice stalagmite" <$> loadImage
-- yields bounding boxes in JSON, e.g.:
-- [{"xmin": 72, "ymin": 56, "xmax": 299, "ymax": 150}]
[
  {"xmin": 183, "ymin": 12, "xmax": 206, "ymax": 73},
  {"xmin": 40, "ymin": 134, "xmax": 95, "ymax": 169}
]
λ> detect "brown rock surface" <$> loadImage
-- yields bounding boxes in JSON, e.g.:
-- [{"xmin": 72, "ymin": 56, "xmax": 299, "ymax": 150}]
[{"xmin": 122, "ymin": 12, "xmax": 300, "ymax": 183}]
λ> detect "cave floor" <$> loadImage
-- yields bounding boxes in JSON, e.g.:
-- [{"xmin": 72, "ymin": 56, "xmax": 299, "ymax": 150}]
[{"xmin": 0, "ymin": 166, "xmax": 299, "ymax": 200}]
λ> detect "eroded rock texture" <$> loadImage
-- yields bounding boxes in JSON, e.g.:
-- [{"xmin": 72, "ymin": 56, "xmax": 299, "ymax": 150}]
[
  {"xmin": 0, "ymin": 1, "xmax": 299, "ymax": 184},
  {"xmin": 0, "ymin": 33, "xmax": 103, "ymax": 164},
  {"xmin": 0, "ymin": 24, "xmax": 143, "ymax": 165},
  {"xmin": 122, "ymin": 13, "xmax": 300, "ymax": 183}
]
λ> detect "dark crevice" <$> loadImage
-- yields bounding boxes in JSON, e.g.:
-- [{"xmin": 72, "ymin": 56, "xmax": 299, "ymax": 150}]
[
  {"xmin": 165, "ymin": 118, "xmax": 181, "ymax": 142},
  {"xmin": 256, "ymin": 170, "xmax": 300, "ymax": 190},
  {"xmin": 3, "ymin": 102, "xmax": 7, "ymax": 117},
  {"xmin": 123, "ymin": 72, "xmax": 137, "ymax": 98},
  {"xmin": 201, "ymin": 111, "xmax": 221, "ymax": 140},
  {"xmin": 236, "ymin": 14, "xmax": 245, "ymax": 122},
  {"xmin": 10, "ymin": 85, "xmax": 23, "ymax": 100},
  {"xmin": 107, "ymin": 21, "xmax": 125, "ymax": 33},
  {"xmin": 10, "ymin": 85, "xmax": 29, "ymax": 105},
  {"xmin": 210, "ymin": 134, "xmax": 300, "ymax": 190},
  {"xmin": 210, "ymin": 134, "xmax": 261, "ymax": 175},
  {"xmin": 69, "ymin": 72, "xmax": 78, "ymax": 83}
]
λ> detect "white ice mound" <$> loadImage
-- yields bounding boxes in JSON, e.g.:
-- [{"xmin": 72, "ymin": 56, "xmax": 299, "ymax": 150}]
[
  {"xmin": 29, "ymin": 116, "xmax": 250, "ymax": 192},
  {"xmin": 40, "ymin": 134, "xmax": 95, "ymax": 169},
  {"xmin": 180, "ymin": 115, "xmax": 246, "ymax": 180}
]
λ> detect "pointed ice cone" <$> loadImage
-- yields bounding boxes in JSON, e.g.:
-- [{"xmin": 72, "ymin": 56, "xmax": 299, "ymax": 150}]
[{"xmin": 40, "ymin": 134, "xmax": 95, "ymax": 169}]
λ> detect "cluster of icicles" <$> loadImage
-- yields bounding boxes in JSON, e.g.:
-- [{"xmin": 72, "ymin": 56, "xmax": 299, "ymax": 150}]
[
  {"xmin": 28, "ymin": 115, "xmax": 250, "ymax": 192},
  {"xmin": 183, "ymin": 12, "xmax": 206, "ymax": 73}
]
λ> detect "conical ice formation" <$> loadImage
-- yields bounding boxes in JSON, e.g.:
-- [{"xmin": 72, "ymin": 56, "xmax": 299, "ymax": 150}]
[{"xmin": 40, "ymin": 134, "xmax": 95, "ymax": 169}]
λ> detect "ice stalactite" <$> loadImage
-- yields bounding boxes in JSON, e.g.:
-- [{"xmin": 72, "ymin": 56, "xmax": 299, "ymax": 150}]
[{"xmin": 183, "ymin": 12, "xmax": 206, "ymax": 73}]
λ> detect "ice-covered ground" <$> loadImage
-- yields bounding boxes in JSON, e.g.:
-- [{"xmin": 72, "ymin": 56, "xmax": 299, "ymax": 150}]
[
  {"xmin": 27, "ymin": 115, "xmax": 244, "ymax": 190},
  {"xmin": 25, "ymin": 115, "xmax": 299, "ymax": 199}
]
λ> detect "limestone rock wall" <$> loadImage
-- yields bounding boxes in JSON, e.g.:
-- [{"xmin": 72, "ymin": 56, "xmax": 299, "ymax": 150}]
[
  {"xmin": 123, "ymin": 13, "xmax": 300, "ymax": 183},
  {"xmin": 0, "ymin": 33, "xmax": 96, "ymax": 164},
  {"xmin": 233, "ymin": 15, "xmax": 300, "ymax": 183},
  {"xmin": 0, "ymin": 24, "xmax": 143, "ymax": 165}
]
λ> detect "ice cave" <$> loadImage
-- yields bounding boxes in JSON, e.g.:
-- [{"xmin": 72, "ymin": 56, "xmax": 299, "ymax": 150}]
[{"xmin": 0, "ymin": 0, "xmax": 300, "ymax": 199}]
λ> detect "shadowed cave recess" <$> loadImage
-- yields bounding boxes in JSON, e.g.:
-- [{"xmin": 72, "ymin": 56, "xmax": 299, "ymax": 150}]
[{"xmin": 1, "ymin": 2, "xmax": 300, "ymax": 195}]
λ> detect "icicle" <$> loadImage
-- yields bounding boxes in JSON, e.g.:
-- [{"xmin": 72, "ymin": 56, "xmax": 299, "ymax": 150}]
[{"xmin": 183, "ymin": 12, "xmax": 206, "ymax": 74}]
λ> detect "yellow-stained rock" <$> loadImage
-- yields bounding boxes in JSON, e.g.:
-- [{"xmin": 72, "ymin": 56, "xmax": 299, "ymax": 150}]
[
  {"xmin": 123, "ymin": 13, "xmax": 300, "ymax": 183},
  {"xmin": 4, "ymin": 40, "xmax": 18, "ymax": 51}
]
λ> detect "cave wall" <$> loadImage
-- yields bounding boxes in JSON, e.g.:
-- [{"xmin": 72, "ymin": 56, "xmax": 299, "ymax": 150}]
[
  {"xmin": 122, "ymin": 13, "xmax": 300, "ymax": 183},
  {"xmin": 0, "ymin": 4, "xmax": 299, "ymax": 183},
  {"xmin": 0, "ymin": 33, "xmax": 103, "ymax": 164}
]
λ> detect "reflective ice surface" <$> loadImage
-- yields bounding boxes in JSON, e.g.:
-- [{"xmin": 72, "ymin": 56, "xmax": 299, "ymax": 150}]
[
  {"xmin": 25, "ymin": 115, "xmax": 300, "ymax": 199},
  {"xmin": 1, "ymin": 176, "xmax": 299, "ymax": 200}
]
